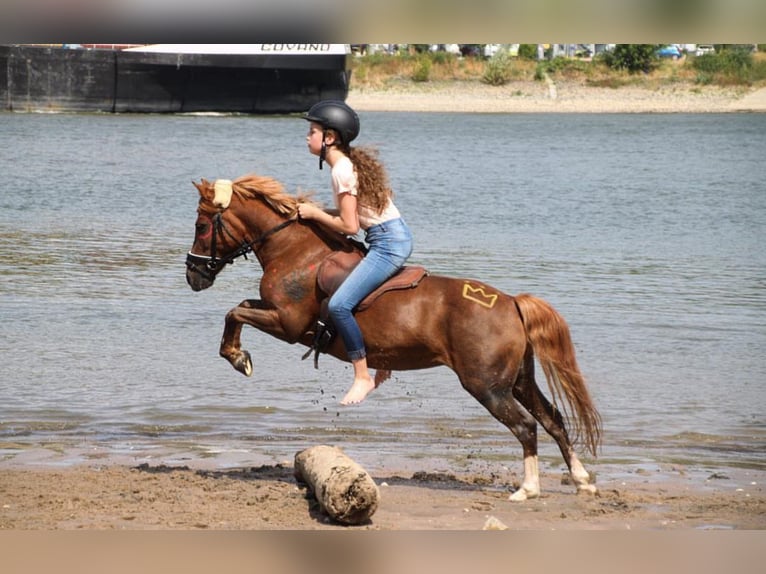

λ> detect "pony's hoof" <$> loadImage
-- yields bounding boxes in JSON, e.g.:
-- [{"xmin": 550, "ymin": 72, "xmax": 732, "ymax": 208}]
[
  {"xmin": 509, "ymin": 486, "xmax": 539, "ymax": 502},
  {"xmin": 233, "ymin": 351, "xmax": 253, "ymax": 377},
  {"xmin": 577, "ymin": 484, "xmax": 598, "ymax": 496}
]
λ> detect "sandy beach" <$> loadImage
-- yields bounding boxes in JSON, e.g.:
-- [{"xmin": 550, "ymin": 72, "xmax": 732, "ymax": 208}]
[
  {"xmin": 1, "ymin": 461, "xmax": 764, "ymax": 530},
  {"xmin": 2, "ymin": 460, "xmax": 763, "ymax": 574},
  {"xmin": 347, "ymin": 80, "xmax": 766, "ymax": 114}
]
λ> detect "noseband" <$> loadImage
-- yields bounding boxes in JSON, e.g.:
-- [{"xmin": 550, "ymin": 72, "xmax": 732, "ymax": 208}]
[{"xmin": 186, "ymin": 211, "xmax": 295, "ymax": 280}]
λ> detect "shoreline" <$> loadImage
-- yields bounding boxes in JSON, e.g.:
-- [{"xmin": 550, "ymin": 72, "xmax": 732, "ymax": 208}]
[
  {"xmin": 1, "ymin": 453, "xmax": 763, "ymax": 530},
  {"xmin": 347, "ymin": 80, "xmax": 766, "ymax": 113}
]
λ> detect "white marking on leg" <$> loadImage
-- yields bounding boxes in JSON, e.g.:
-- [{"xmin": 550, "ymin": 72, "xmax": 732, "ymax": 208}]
[
  {"xmin": 509, "ymin": 455, "xmax": 540, "ymax": 501},
  {"xmin": 569, "ymin": 453, "xmax": 597, "ymax": 495}
]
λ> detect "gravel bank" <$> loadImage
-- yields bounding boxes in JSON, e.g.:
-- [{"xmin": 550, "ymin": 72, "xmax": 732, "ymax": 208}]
[{"xmin": 347, "ymin": 80, "xmax": 766, "ymax": 113}]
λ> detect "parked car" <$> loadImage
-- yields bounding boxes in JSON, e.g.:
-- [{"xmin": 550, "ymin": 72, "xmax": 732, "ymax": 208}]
[
  {"xmin": 594, "ymin": 44, "xmax": 616, "ymax": 55},
  {"xmin": 483, "ymin": 44, "xmax": 519, "ymax": 58},
  {"xmin": 657, "ymin": 45, "xmax": 683, "ymax": 59},
  {"xmin": 428, "ymin": 44, "xmax": 461, "ymax": 55},
  {"xmin": 574, "ymin": 44, "xmax": 594, "ymax": 58},
  {"xmin": 484, "ymin": 44, "xmax": 501, "ymax": 58},
  {"xmin": 459, "ymin": 44, "xmax": 482, "ymax": 58},
  {"xmin": 366, "ymin": 44, "xmax": 396, "ymax": 55},
  {"xmin": 695, "ymin": 44, "xmax": 715, "ymax": 56}
]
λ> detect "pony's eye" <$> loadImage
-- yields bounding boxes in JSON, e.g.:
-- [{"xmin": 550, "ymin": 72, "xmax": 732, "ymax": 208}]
[{"xmin": 196, "ymin": 223, "xmax": 209, "ymax": 235}]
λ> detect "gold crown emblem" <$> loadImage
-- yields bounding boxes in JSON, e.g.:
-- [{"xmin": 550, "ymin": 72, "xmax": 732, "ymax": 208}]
[{"xmin": 462, "ymin": 283, "xmax": 498, "ymax": 309}]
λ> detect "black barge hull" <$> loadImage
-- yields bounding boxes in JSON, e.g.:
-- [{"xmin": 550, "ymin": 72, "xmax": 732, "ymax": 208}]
[{"xmin": 1, "ymin": 45, "xmax": 351, "ymax": 114}]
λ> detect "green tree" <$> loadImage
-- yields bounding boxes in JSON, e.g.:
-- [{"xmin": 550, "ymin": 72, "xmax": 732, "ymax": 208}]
[
  {"xmin": 517, "ymin": 44, "xmax": 538, "ymax": 60},
  {"xmin": 604, "ymin": 44, "xmax": 658, "ymax": 73}
]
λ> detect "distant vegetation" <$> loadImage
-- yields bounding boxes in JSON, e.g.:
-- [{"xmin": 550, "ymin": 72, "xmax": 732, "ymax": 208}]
[
  {"xmin": 349, "ymin": 44, "xmax": 766, "ymax": 90},
  {"xmin": 692, "ymin": 46, "xmax": 766, "ymax": 86}
]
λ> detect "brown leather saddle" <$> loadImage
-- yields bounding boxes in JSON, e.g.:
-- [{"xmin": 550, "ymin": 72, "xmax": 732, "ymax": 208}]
[
  {"xmin": 302, "ymin": 251, "xmax": 428, "ymax": 367},
  {"xmin": 316, "ymin": 251, "xmax": 428, "ymax": 312}
]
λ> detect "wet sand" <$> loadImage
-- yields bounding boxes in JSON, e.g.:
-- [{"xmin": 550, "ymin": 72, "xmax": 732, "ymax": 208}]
[{"xmin": 1, "ymin": 460, "xmax": 763, "ymax": 530}]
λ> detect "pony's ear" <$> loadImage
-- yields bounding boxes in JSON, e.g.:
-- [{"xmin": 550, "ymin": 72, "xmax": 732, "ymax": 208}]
[{"xmin": 193, "ymin": 179, "xmax": 216, "ymax": 202}]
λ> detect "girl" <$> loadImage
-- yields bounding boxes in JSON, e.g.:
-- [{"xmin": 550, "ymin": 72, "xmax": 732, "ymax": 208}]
[{"xmin": 297, "ymin": 100, "xmax": 413, "ymax": 405}]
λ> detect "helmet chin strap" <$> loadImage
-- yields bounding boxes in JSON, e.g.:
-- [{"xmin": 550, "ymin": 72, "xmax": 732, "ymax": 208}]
[{"xmin": 319, "ymin": 140, "xmax": 326, "ymax": 170}]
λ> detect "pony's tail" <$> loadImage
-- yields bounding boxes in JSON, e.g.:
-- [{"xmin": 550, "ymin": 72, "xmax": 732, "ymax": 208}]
[{"xmin": 514, "ymin": 293, "xmax": 602, "ymax": 457}]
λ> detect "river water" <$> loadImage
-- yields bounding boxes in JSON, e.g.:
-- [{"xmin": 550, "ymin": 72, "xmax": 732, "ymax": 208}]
[{"xmin": 1, "ymin": 111, "xmax": 764, "ymax": 486}]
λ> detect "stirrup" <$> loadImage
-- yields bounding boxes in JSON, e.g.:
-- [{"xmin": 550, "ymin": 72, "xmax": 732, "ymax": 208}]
[{"xmin": 301, "ymin": 319, "xmax": 335, "ymax": 369}]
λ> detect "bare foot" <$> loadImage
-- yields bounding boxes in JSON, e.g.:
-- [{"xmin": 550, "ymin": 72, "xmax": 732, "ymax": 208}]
[
  {"xmin": 374, "ymin": 369, "xmax": 391, "ymax": 387},
  {"xmin": 340, "ymin": 377, "xmax": 376, "ymax": 405}
]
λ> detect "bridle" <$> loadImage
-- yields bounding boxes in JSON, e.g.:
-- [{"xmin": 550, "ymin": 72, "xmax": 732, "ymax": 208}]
[{"xmin": 186, "ymin": 211, "xmax": 296, "ymax": 281}]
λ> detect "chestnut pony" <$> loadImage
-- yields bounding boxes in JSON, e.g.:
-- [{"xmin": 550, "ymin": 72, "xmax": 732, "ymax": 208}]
[{"xmin": 185, "ymin": 174, "xmax": 602, "ymax": 501}]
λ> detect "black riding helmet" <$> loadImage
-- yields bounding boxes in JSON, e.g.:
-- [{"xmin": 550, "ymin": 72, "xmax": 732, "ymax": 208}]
[
  {"xmin": 305, "ymin": 100, "xmax": 360, "ymax": 144},
  {"xmin": 304, "ymin": 100, "xmax": 360, "ymax": 169}
]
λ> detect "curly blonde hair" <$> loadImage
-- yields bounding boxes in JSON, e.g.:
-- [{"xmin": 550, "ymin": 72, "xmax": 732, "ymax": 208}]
[{"xmin": 333, "ymin": 143, "xmax": 392, "ymax": 215}]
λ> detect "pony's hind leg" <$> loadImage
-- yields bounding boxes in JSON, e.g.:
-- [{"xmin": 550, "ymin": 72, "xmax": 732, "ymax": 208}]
[
  {"xmin": 510, "ymin": 450, "xmax": 542, "ymax": 502},
  {"xmin": 511, "ymin": 354, "xmax": 597, "ymax": 496},
  {"xmin": 461, "ymin": 378, "xmax": 543, "ymax": 501}
]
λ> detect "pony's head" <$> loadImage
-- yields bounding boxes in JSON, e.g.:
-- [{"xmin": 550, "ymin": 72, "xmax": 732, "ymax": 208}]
[
  {"xmin": 185, "ymin": 178, "xmax": 230, "ymax": 291},
  {"xmin": 185, "ymin": 175, "xmax": 313, "ymax": 291}
]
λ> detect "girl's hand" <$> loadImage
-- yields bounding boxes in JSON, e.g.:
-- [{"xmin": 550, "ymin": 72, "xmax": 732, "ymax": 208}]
[{"xmin": 297, "ymin": 203, "xmax": 318, "ymax": 220}]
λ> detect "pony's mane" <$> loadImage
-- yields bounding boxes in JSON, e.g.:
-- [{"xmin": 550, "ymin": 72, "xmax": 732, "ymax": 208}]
[
  {"xmin": 230, "ymin": 174, "xmax": 293, "ymax": 215},
  {"xmin": 228, "ymin": 174, "xmax": 316, "ymax": 217},
  {"xmin": 197, "ymin": 173, "xmax": 320, "ymax": 216}
]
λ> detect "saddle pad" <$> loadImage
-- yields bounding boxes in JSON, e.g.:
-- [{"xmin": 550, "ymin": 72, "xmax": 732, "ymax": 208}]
[{"xmin": 317, "ymin": 251, "xmax": 428, "ymax": 311}]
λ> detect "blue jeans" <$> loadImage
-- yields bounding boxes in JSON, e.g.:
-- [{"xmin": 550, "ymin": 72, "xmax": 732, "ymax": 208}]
[{"xmin": 328, "ymin": 218, "xmax": 413, "ymax": 361}]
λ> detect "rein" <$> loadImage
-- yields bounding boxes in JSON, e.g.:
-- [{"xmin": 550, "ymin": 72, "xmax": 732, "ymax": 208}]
[{"xmin": 186, "ymin": 211, "xmax": 296, "ymax": 279}]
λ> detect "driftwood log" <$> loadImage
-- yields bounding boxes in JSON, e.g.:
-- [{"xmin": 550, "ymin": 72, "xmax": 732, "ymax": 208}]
[{"xmin": 294, "ymin": 445, "xmax": 380, "ymax": 525}]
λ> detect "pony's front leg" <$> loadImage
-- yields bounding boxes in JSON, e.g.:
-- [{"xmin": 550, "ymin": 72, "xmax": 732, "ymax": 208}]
[{"xmin": 219, "ymin": 299, "xmax": 291, "ymax": 376}]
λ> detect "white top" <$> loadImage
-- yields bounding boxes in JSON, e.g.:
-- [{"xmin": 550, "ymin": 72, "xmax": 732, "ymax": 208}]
[{"xmin": 331, "ymin": 156, "xmax": 401, "ymax": 230}]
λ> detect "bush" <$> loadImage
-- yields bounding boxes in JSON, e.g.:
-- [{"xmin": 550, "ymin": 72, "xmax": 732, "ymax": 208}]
[
  {"xmin": 754, "ymin": 59, "xmax": 766, "ymax": 82},
  {"xmin": 540, "ymin": 56, "xmax": 592, "ymax": 77},
  {"xmin": 481, "ymin": 51, "xmax": 513, "ymax": 85},
  {"xmin": 411, "ymin": 57, "xmax": 431, "ymax": 82},
  {"xmin": 693, "ymin": 49, "xmax": 756, "ymax": 85},
  {"xmin": 429, "ymin": 50, "xmax": 453, "ymax": 66},
  {"xmin": 518, "ymin": 44, "xmax": 538, "ymax": 60}
]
